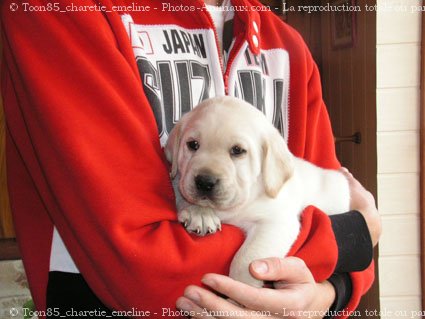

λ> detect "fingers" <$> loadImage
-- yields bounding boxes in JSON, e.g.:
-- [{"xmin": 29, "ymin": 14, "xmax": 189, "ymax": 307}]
[
  {"xmin": 178, "ymin": 275, "xmax": 277, "ymax": 314},
  {"xmin": 176, "ymin": 296, "xmax": 215, "ymax": 318},
  {"xmin": 340, "ymin": 168, "xmax": 370, "ymax": 194},
  {"xmin": 339, "ymin": 167, "xmax": 381, "ymax": 246},
  {"xmin": 200, "ymin": 274, "xmax": 276, "ymax": 311},
  {"xmin": 339, "ymin": 167, "xmax": 354, "ymax": 180},
  {"xmin": 195, "ymin": 258, "xmax": 315, "ymax": 313},
  {"xmin": 339, "ymin": 166, "xmax": 350, "ymax": 174},
  {"xmin": 176, "ymin": 258, "xmax": 319, "ymax": 317},
  {"xmin": 177, "ymin": 284, "xmax": 249, "ymax": 319},
  {"xmin": 250, "ymin": 257, "xmax": 314, "ymax": 285}
]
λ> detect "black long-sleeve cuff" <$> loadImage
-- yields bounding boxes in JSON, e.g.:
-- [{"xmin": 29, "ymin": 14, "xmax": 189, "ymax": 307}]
[
  {"xmin": 330, "ymin": 210, "xmax": 373, "ymax": 273},
  {"xmin": 325, "ymin": 272, "xmax": 353, "ymax": 318}
]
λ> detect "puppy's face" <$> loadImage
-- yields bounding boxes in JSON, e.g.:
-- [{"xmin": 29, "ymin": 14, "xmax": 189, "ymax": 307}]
[{"xmin": 166, "ymin": 97, "xmax": 294, "ymax": 211}]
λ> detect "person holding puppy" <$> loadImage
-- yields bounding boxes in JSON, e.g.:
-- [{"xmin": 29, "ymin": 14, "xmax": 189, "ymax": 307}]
[{"xmin": 1, "ymin": 0, "xmax": 380, "ymax": 318}]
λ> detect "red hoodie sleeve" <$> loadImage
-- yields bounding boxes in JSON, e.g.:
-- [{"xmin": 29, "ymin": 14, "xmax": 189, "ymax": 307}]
[
  {"xmin": 1, "ymin": 1, "xmax": 246, "ymax": 314},
  {"xmin": 286, "ymin": 37, "xmax": 375, "ymax": 318}
]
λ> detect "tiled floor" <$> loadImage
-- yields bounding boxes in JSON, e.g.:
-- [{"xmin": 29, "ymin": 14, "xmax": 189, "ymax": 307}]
[{"xmin": 0, "ymin": 260, "xmax": 32, "ymax": 319}]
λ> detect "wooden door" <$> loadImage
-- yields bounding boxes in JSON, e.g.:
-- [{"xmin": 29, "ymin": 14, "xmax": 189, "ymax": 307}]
[
  {"xmin": 0, "ymin": 98, "xmax": 13, "ymax": 240},
  {"xmin": 0, "ymin": 38, "xmax": 19, "ymax": 260}
]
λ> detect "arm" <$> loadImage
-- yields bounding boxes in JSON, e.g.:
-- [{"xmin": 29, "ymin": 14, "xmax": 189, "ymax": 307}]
[
  {"xmin": 339, "ymin": 168, "xmax": 381, "ymax": 247},
  {"xmin": 1, "ymin": 2, "xmax": 245, "ymax": 312}
]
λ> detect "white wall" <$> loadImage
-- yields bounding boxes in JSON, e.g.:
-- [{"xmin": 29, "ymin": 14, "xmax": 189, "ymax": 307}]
[{"xmin": 376, "ymin": 0, "xmax": 422, "ymax": 316}]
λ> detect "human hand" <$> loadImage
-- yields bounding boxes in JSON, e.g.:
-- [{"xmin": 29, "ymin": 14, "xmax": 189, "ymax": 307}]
[
  {"xmin": 339, "ymin": 167, "xmax": 381, "ymax": 246},
  {"xmin": 176, "ymin": 257, "xmax": 335, "ymax": 319}
]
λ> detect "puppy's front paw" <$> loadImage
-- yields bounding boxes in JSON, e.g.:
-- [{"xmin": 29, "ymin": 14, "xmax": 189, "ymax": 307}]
[{"xmin": 178, "ymin": 205, "xmax": 221, "ymax": 236}]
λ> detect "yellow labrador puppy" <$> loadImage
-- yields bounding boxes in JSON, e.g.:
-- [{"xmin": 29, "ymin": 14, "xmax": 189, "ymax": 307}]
[{"xmin": 165, "ymin": 96, "xmax": 350, "ymax": 287}]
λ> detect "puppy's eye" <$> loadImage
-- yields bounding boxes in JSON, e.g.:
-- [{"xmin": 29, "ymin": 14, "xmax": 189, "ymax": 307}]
[
  {"xmin": 230, "ymin": 145, "xmax": 247, "ymax": 157},
  {"xmin": 187, "ymin": 140, "xmax": 200, "ymax": 151}
]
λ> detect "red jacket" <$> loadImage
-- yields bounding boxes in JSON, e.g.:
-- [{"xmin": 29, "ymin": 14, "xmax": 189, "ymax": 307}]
[{"xmin": 1, "ymin": 0, "xmax": 374, "ymax": 317}]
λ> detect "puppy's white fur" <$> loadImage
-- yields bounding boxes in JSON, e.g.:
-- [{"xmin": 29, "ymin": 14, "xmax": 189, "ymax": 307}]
[{"xmin": 165, "ymin": 96, "xmax": 350, "ymax": 287}]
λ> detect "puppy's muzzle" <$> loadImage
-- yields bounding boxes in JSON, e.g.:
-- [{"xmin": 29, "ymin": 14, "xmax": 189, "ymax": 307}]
[{"xmin": 195, "ymin": 174, "xmax": 219, "ymax": 197}]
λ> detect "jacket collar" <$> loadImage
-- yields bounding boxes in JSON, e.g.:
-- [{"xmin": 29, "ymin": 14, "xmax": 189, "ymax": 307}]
[
  {"xmin": 192, "ymin": 0, "xmax": 261, "ymax": 54},
  {"xmin": 230, "ymin": 0, "xmax": 261, "ymax": 54}
]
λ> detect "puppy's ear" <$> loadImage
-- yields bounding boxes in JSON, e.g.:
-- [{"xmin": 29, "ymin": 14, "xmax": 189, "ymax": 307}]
[
  {"xmin": 165, "ymin": 122, "xmax": 182, "ymax": 179},
  {"xmin": 262, "ymin": 130, "xmax": 294, "ymax": 198}
]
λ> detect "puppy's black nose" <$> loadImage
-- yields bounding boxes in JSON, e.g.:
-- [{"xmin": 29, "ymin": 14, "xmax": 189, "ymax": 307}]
[{"xmin": 195, "ymin": 175, "xmax": 218, "ymax": 194}]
